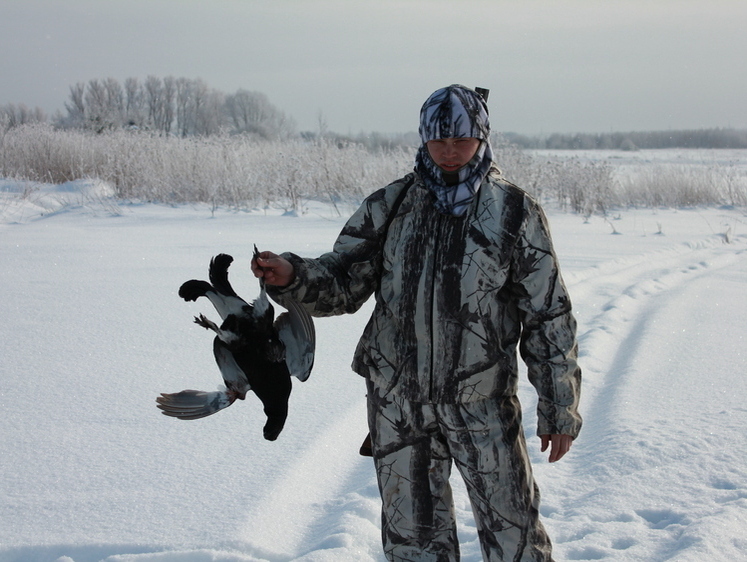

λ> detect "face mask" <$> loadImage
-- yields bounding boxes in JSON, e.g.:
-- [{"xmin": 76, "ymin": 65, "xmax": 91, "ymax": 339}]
[{"xmin": 415, "ymin": 85, "xmax": 494, "ymax": 216}]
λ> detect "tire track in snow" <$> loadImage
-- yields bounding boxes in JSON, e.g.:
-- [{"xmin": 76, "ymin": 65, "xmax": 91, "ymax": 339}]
[
  {"xmin": 570, "ymin": 236, "xmax": 744, "ymax": 443},
  {"xmin": 542, "ymin": 233, "xmax": 747, "ymax": 561}
]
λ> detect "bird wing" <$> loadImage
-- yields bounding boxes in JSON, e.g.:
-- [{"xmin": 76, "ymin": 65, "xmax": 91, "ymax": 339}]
[
  {"xmin": 213, "ymin": 338, "xmax": 250, "ymax": 393},
  {"xmin": 202, "ymin": 290, "xmax": 250, "ymax": 323},
  {"xmin": 156, "ymin": 389, "xmax": 234, "ymax": 420},
  {"xmin": 275, "ymin": 298, "xmax": 315, "ymax": 381}
]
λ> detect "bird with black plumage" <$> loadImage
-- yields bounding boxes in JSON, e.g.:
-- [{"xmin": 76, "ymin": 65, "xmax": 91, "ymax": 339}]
[{"xmin": 156, "ymin": 247, "xmax": 315, "ymax": 441}]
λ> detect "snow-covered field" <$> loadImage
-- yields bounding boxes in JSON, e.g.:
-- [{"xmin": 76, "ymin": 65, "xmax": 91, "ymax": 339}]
[{"xmin": 1, "ymin": 177, "xmax": 745, "ymax": 562}]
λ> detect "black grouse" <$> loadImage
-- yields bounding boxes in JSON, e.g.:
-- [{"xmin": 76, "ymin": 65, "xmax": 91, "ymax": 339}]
[{"xmin": 156, "ymin": 250, "xmax": 315, "ymax": 440}]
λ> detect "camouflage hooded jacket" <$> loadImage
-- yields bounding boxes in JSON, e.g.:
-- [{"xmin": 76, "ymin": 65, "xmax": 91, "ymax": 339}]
[{"xmin": 269, "ymin": 171, "xmax": 582, "ymax": 438}]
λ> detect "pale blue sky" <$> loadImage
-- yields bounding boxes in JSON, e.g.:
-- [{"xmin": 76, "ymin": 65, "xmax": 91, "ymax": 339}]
[{"xmin": 2, "ymin": 0, "xmax": 745, "ymax": 134}]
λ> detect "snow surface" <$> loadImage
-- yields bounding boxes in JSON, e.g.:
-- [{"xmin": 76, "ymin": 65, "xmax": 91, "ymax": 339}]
[{"xmin": 1, "ymin": 180, "xmax": 746, "ymax": 562}]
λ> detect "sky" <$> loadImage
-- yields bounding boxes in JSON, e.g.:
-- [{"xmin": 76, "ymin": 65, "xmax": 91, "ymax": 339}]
[{"xmin": 2, "ymin": 0, "xmax": 746, "ymax": 135}]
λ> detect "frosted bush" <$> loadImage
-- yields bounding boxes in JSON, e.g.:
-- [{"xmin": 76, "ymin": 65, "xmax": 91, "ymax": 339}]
[
  {"xmin": 0, "ymin": 125, "xmax": 418, "ymax": 212},
  {"xmin": 2, "ymin": 124, "xmax": 743, "ymax": 213},
  {"xmin": 617, "ymin": 163, "xmax": 747, "ymax": 207}
]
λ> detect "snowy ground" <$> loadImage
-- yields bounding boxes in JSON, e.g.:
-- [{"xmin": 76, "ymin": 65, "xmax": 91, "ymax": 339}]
[{"xmin": 1, "ymin": 178, "xmax": 746, "ymax": 562}]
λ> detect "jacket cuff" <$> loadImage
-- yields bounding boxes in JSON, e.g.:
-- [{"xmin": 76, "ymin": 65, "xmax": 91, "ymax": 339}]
[{"xmin": 536, "ymin": 402, "xmax": 583, "ymax": 438}]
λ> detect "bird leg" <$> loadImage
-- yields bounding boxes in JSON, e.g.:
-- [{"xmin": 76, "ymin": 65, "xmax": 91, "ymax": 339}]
[{"xmin": 194, "ymin": 313, "xmax": 220, "ymax": 333}]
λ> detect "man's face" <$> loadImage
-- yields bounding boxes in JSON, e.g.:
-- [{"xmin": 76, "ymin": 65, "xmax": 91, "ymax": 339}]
[{"xmin": 426, "ymin": 137, "xmax": 481, "ymax": 173}]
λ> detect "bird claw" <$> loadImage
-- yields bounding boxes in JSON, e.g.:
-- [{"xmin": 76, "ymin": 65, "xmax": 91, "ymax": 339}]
[{"xmin": 194, "ymin": 313, "xmax": 218, "ymax": 331}]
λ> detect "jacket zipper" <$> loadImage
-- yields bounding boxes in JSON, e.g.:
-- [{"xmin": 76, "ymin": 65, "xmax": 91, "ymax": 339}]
[{"xmin": 428, "ymin": 212, "xmax": 443, "ymax": 402}]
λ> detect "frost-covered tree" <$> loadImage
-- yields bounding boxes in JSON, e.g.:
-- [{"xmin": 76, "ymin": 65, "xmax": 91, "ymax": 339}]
[
  {"xmin": 56, "ymin": 75, "xmax": 295, "ymax": 139},
  {"xmin": 124, "ymin": 77, "xmax": 145, "ymax": 128},
  {"xmin": 190, "ymin": 79, "xmax": 217, "ymax": 136},
  {"xmin": 175, "ymin": 77, "xmax": 196, "ymax": 136},
  {"xmin": 77, "ymin": 78, "xmax": 125, "ymax": 132},
  {"xmin": 62, "ymin": 82, "xmax": 86, "ymax": 129},
  {"xmin": 161, "ymin": 76, "xmax": 176, "ymax": 134},
  {"xmin": 144, "ymin": 75, "xmax": 176, "ymax": 134},
  {"xmin": 174, "ymin": 77, "xmax": 226, "ymax": 136},
  {"xmin": 196, "ymin": 88, "xmax": 225, "ymax": 136},
  {"xmin": 0, "ymin": 103, "xmax": 47, "ymax": 130},
  {"xmin": 225, "ymin": 89, "xmax": 295, "ymax": 139}
]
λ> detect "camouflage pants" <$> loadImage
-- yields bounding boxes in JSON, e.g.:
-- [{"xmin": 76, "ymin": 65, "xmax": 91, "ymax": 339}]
[{"xmin": 366, "ymin": 382, "xmax": 553, "ymax": 562}]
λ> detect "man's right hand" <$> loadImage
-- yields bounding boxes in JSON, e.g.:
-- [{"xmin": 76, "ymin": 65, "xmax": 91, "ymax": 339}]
[{"xmin": 251, "ymin": 251, "xmax": 296, "ymax": 288}]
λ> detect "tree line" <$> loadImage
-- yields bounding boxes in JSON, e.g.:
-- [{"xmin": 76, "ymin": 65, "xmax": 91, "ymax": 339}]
[
  {"xmin": 1, "ymin": 76, "xmax": 296, "ymax": 139},
  {"xmin": 2, "ymin": 79, "xmax": 746, "ymax": 150},
  {"xmin": 505, "ymin": 128, "xmax": 747, "ymax": 150}
]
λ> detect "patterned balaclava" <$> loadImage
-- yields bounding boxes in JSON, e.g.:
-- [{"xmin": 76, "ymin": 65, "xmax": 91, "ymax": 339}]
[{"xmin": 414, "ymin": 84, "xmax": 494, "ymax": 216}]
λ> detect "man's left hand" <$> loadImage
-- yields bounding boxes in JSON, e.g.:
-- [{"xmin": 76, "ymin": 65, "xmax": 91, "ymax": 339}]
[{"xmin": 540, "ymin": 434, "xmax": 573, "ymax": 463}]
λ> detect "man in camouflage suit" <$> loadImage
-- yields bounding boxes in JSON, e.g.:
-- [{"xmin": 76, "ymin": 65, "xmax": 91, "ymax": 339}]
[{"xmin": 253, "ymin": 85, "xmax": 582, "ymax": 561}]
